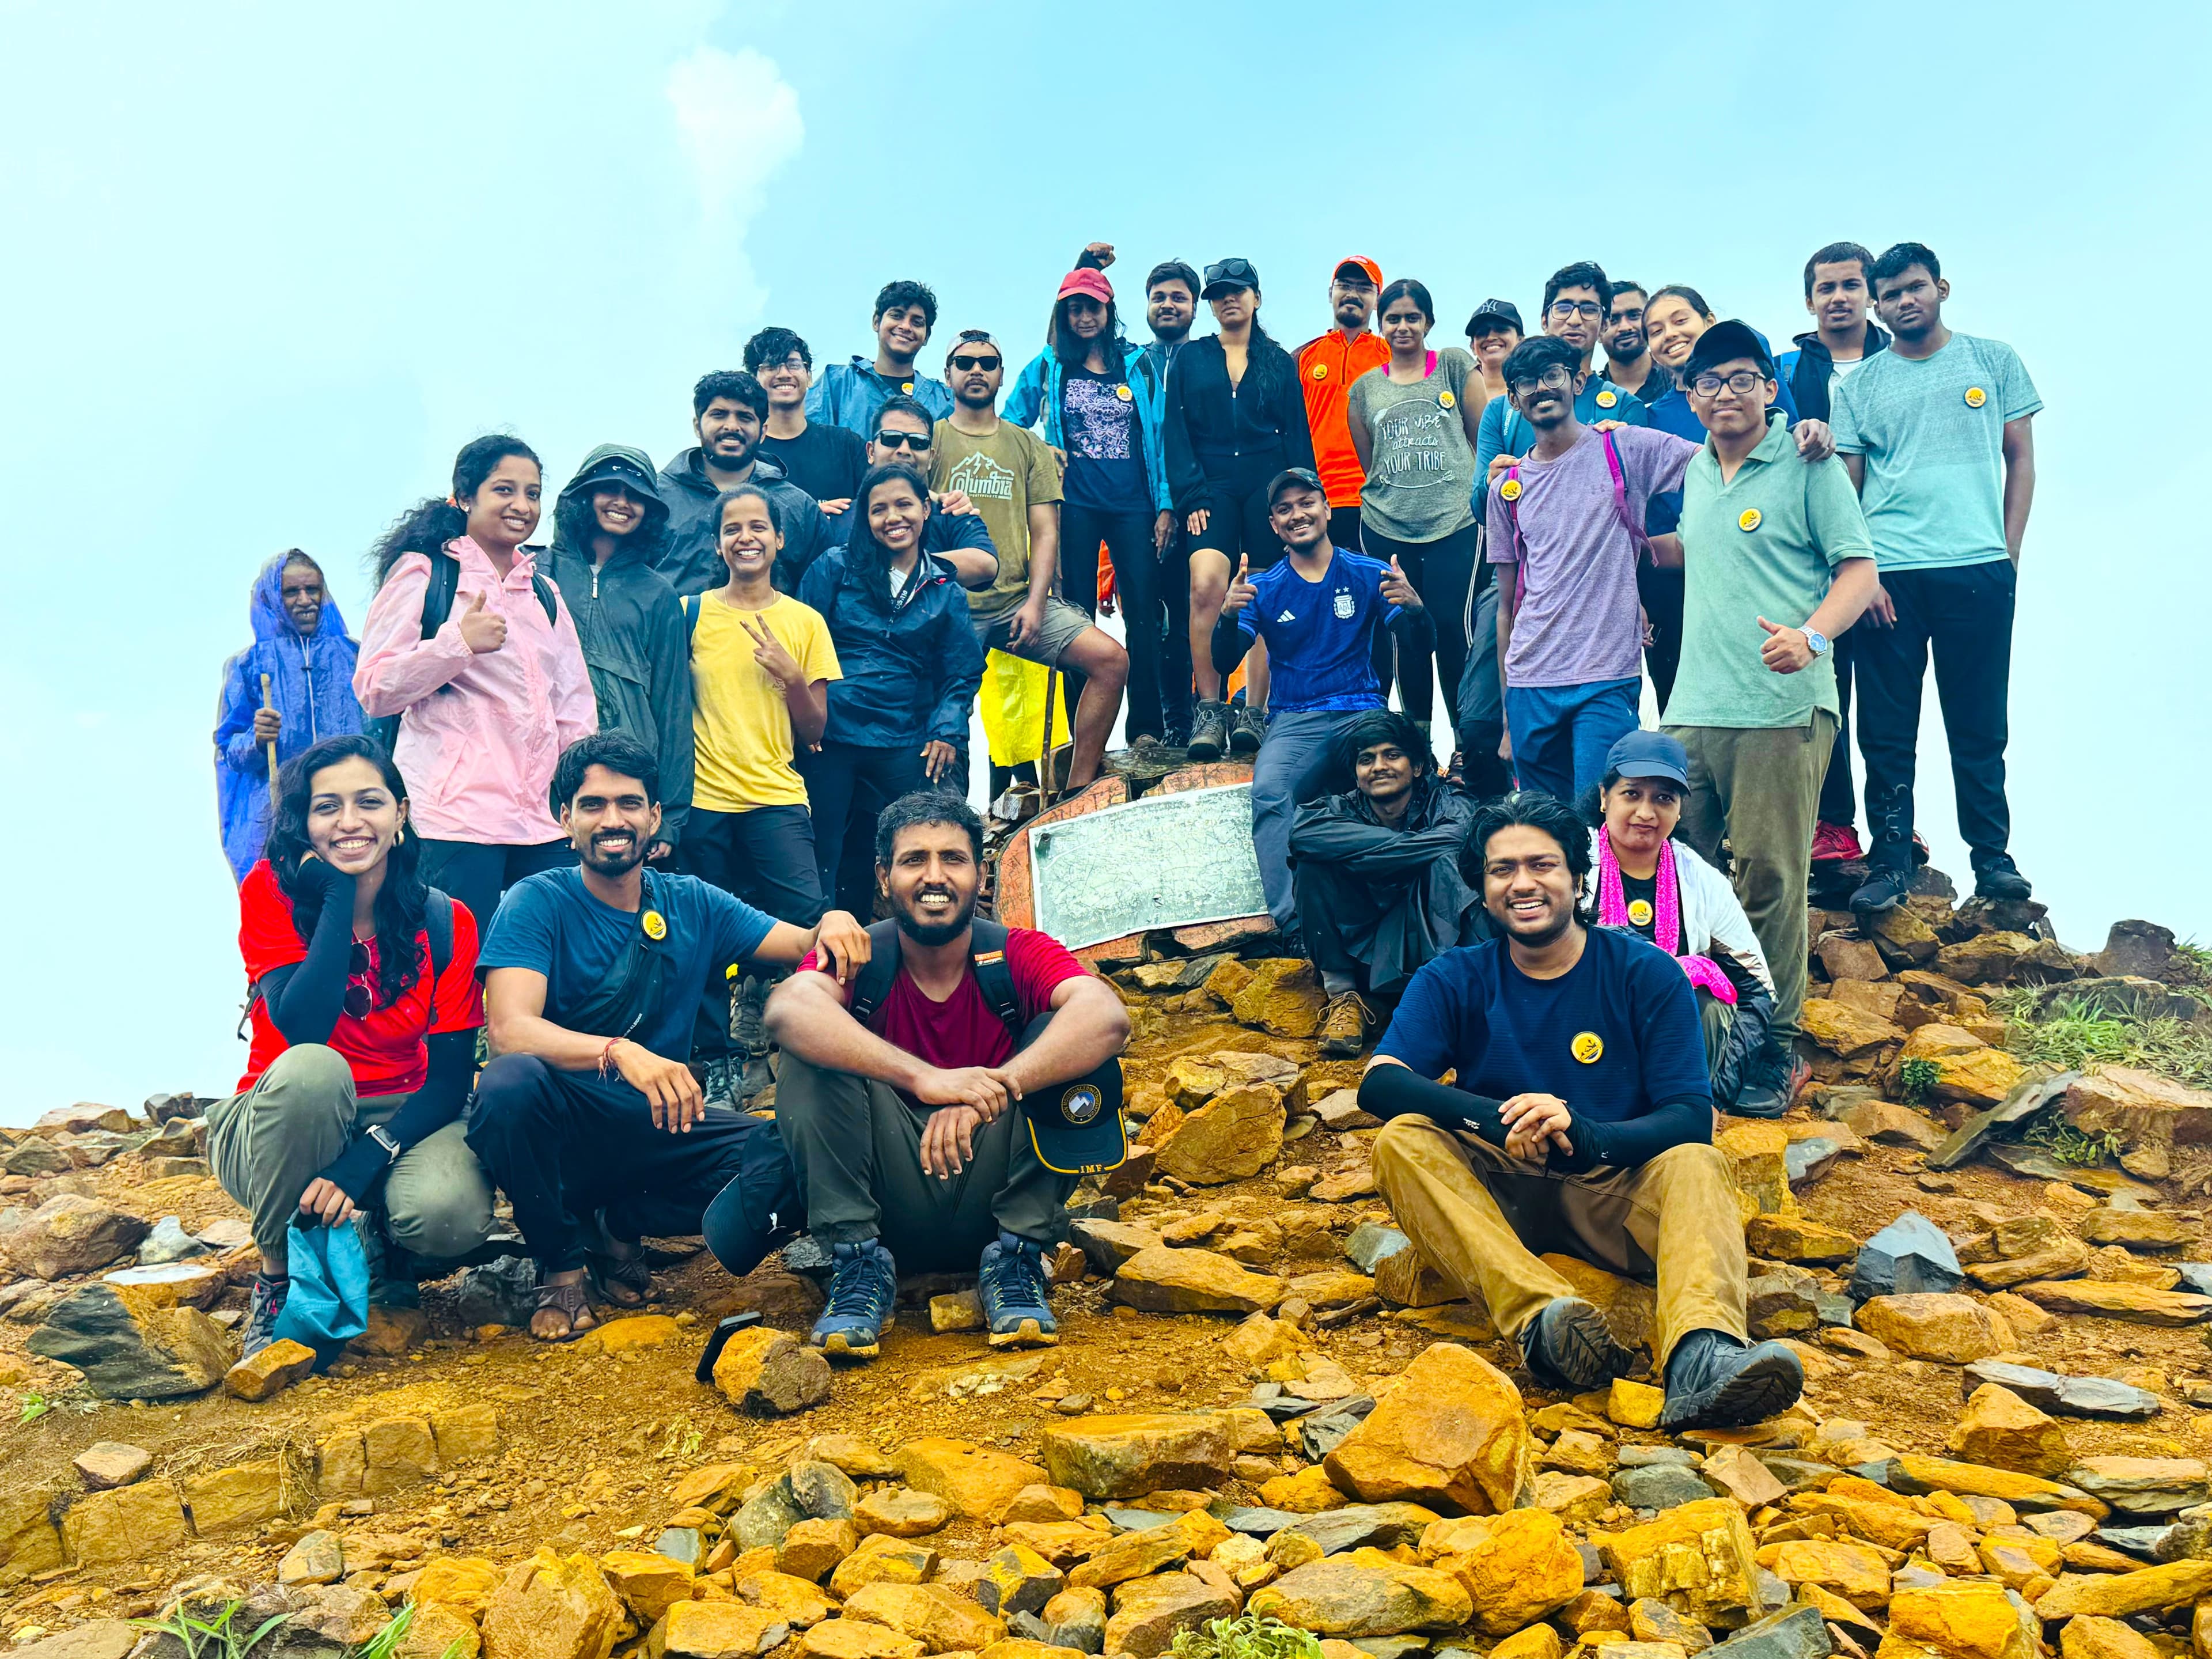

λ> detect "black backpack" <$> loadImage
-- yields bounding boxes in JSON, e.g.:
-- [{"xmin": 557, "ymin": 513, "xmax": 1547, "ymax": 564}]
[
  {"xmin": 238, "ymin": 888, "xmax": 457, "ymax": 1037},
  {"xmin": 364, "ymin": 550, "xmax": 559, "ymax": 756},
  {"xmin": 845, "ymin": 918, "xmax": 1022, "ymax": 1033}
]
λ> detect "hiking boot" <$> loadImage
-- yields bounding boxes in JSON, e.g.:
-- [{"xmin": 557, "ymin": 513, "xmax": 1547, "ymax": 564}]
[
  {"xmin": 1318, "ymin": 992, "xmax": 1372, "ymax": 1058},
  {"xmin": 1519, "ymin": 1296, "xmax": 1634, "ymax": 1392},
  {"xmin": 1229, "ymin": 703, "xmax": 1266, "ymax": 754},
  {"xmin": 1849, "ymin": 865, "xmax": 1914, "ymax": 914},
  {"xmin": 699, "ymin": 1056, "xmax": 738, "ymax": 1108},
  {"xmin": 730, "ymin": 974, "xmax": 769, "ymax": 1057},
  {"xmin": 809, "ymin": 1238, "xmax": 897, "ymax": 1359},
  {"xmin": 1186, "ymin": 699, "xmax": 1231, "ymax": 760},
  {"xmin": 1972, "ymin": 853, "xmax": 2034, "ymax": 902},
  {"xmin": 1810, "ymin": 821, "xmax": 1863, "ymax": 863},
  {"xmin": 1660, "ymin": 1328, "xmax": 1805, "ymax": 1429},
  {"xmin": 240, "ymin": 1272, "xmax": 290, "ymax": 1362},
  {"xmin": 364, "ymin": 1225, "xmax": 423, "ymax": 1310},
  {"xmin": 976, "ymin": 1230, "xmax": 1059, "ymax": 1348}
]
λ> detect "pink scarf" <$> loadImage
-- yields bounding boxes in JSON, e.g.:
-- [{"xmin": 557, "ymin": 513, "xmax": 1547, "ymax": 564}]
[{"xmin": 1596, "ymin": 832, "xmax": 1737, "ymax": 1005}]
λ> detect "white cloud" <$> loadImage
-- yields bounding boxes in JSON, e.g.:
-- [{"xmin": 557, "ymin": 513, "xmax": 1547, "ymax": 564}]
[{"xmin": 666, "ymin": 46, "xmax": 805, "ymax": 229}]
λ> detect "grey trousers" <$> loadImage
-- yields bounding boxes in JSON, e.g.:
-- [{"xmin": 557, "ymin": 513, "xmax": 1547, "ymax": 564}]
[
  {"xmin": 1253, "ymin": 709, "xmax": 1366, "ymax": 928},
  {"xmin": 207, "ymin": 1043, "xmax": 495, "ymax": 1272},
  {"xmin": 773, "ymin": 1053, "xmax": 1073, "ymax": 1274}
]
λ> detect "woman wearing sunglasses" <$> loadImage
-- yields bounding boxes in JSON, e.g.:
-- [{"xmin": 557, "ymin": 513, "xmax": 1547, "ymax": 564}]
[{"xmin": 209, "ymin": 733, "xmax": 497, "ymax": 1369}]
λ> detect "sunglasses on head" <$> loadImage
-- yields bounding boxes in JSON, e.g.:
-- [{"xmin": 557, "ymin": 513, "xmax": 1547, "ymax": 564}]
[
  {"xmin": 949, "ymin": 352, "xmax": 1001, "ymax": 372},
  {"xmin": 344, "ymin": 941, "xmax": 374, "ymax": 1020},
  {"xmin": 874, "ymin": 430, "xmax": 931, "ymax": 452}
]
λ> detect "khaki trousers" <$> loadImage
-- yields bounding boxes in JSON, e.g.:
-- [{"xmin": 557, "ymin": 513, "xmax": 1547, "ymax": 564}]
[{"xmin": 1370, "ymin": 1113, "xmax": 1747, "ymax": 1369}]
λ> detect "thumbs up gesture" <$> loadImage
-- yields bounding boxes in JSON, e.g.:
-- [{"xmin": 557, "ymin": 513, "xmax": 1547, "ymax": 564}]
[
  {"xmin": 1222, "ymin": 553, "xmax": 1258, "ymax": 613},
  {"xmin": 1380, "ymin": 554, "xmax": 1422, "ymax": 610},
  {"xmin": 1757, "ymin": 615, "xmax": 1812, "ymax": 675},
  {"xmin": 457, "ymin": 589, "xmax": 507, "ymax": 654}
]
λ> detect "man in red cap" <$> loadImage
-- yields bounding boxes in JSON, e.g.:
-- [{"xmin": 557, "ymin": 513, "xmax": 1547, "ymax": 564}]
[{"xmin": 1297, "ymin": 257, "xmax": 1391, "ymax": 553}]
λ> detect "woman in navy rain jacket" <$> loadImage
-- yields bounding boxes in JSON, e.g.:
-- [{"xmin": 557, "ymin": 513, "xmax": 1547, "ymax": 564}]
[{"xmin": 214, "ymin": 551, "xmax": 363, "ymax": 881}]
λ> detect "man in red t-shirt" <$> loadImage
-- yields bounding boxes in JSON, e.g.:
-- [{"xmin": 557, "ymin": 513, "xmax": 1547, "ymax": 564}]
[{"xmin": 766, "ymin": 794, "xmax": 1130, "ymax": 1358}]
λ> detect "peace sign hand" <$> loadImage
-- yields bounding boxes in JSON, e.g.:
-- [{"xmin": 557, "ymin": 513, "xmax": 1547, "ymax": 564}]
[
  {"xmin": 739, "ymin": 612, "xmax": 802, "ymax": 687},
  {"xmin": 1380, "ymin": 555, "xmax": 1422, "ymax": 609},
  {"xmin": 1222, "ymin": 554, "xmax": 1258, "ymax": 614}
]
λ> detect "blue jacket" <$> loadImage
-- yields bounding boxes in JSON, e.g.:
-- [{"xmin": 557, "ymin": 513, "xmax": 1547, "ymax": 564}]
[
  {"xmin": 804, "ymin": 357, "xmax": 955, "ymax": 438},
  {"xmin": 1002, "ymin": 342, "xmax": 1173, "ymax": 513},
  {"xmin": 213, "ymin": 554, "xmax": 364, "ymax": 880},
  {"xmin": 798, "ymin": 548, "xmax": 986, "ymax": 749}
]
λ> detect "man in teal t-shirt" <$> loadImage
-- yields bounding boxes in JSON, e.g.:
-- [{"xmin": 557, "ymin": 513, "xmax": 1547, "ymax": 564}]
[
  {"xmin": 1661, "ymin": 323, "xmax": 1878, "ymax": 1080},
  {"xmin": 1829, "ymin": 243, "xmax": 2041, "ymax": 914}
]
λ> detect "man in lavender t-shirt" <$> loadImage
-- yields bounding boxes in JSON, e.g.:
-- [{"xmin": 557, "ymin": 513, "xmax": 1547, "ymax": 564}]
[{"xmin": 1487, "ymin": 335, "xmax": 1698, "ymax": 801}]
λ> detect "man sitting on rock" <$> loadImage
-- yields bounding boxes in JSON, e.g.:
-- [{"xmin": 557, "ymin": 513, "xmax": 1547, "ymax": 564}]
[
  {"xmin": 764, "ymin": 791, "xmax": 1130, "ymax": 1357},
  {"xmin": 1288, "ymin": 709, "xmax": 1488, "ymax": 1058},
  {"xmin": 1356, "ymin": 788, "xmax": 1804, "ymax": 1428}
]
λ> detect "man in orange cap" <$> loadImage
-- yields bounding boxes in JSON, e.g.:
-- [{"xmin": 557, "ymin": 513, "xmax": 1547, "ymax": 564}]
[{"xmin": 1297, "ymin": 257, "xmax": 1391, "ymax": 553}]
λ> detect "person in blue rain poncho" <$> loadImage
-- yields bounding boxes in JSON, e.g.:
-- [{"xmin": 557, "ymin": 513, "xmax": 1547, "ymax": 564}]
[{"xmin": 214, "ymin": 550, "xmax": 363, "ymax": 880}]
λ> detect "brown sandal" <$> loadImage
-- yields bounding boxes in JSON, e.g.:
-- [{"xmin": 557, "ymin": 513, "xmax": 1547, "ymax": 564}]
[
  {"xmin": 589, "ymin": 1248, "xmax": 653, "ymax": 1308},
  {"xmin": 532, "ymin": 1274, "xmax": 598, "ymax": 1342}
]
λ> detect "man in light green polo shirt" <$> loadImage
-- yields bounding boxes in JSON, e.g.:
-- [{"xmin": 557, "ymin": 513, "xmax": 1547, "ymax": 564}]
[{"xmin": 1658, "ymin": 321, "xmax": 1877, "ymax": 1089}]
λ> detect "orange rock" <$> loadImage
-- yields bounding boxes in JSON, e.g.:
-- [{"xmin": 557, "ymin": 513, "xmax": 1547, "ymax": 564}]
[
  {"xmin": 1323, "ymin": 1343, "xmax": 1530, "ymax": 1516},
  {"xmin": 1949, "ymin": 1384, "xmax": 2074, "ymax": 1477}
]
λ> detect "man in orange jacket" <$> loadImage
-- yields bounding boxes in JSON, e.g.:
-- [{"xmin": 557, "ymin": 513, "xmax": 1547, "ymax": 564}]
[{"xmin": 1296, "ymin": 257, "xmax": 1391, "ymax": 552}]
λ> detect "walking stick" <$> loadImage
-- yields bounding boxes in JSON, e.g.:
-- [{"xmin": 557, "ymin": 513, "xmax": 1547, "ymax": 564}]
[
  {"xmin": 259, "ymin": 673, "xmax": 279, "ymax": 813},
  {"xmin": 1037, "ymin": 666, "xmax": 1060, "ymax": 808}
]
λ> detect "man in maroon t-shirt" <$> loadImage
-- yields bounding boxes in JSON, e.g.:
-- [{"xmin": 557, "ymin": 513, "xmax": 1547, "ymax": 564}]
[{"xmin": 766, "ymin": 793, "xmax": 1130, "ymax": 1358}]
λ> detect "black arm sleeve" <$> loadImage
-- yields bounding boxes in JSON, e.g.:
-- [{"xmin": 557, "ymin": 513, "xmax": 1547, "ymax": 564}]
[
  {"xmin": 263, "ymin": 887, "xmax": 355, "ymax": 1046},
  {"xmin": 1357, "ymin": 1063, "xmax": 1509, "ymax": 1148},
  {"xmin": 1550, "ymin": 1095, "xmax": 1711, "ymax": 1174},
  {"xmin": 312, "ymin": 1029, "xmax": 478, "ymax": 1203},
  {"xmin": 1388, "ymin": 603, "xmax": 1436, "ymax": 652},
  {"xmin": 1210, "ymin": 612, "xmax": 1255, "ymax": 676}
]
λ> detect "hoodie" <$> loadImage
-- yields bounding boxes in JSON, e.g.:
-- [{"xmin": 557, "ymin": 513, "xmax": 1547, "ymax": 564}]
[
  {"xmin": 1778, "ymin": 321, "xmax": 1892, "ymax": 425},
  {"xmin": 214, "ymin": 555, "xmax": 365, "ymax": 880},
  {"xmin": 545, "ymin": 445, "xmax": 695, "ymax": 850},
  {"xmin": 654, "ymin": 448, "xmax": 830, "ymax": 601},
  {"xmin": 804, "ymin": 355, "xmax": 955, "ymax": 437}
]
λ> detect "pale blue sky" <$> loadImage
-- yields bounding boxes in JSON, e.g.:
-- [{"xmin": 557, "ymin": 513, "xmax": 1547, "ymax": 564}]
[{"xmin": 3, "ymin": 1, "xmax": 2205, "ymax": 1123}]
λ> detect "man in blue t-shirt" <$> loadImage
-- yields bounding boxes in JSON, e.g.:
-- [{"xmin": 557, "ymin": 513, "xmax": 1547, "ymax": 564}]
[
  {"xmin": 469, "ymin": 732, "xmax": 870, "ymax": 1343},
  {"xmin": 1210, "ymin": 468, "xmax": 1428, "ymax": 929},
  {"xmin": 1830, "ymin": 243, "xmax": 2042, "ymax": 915},
  {"xmin": 1356, "ymin": 790, "xmax": 1804, "ymax": 1430}
]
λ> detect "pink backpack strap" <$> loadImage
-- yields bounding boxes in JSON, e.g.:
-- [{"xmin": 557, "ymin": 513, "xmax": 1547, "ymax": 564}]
[
  {"xmin": 1423, "ymin": 349, "xmax": 1438, "ymax": 376},
  {"xmin": 1601, "ymin": 429, "xmax": 1653, "ymax": 562}
]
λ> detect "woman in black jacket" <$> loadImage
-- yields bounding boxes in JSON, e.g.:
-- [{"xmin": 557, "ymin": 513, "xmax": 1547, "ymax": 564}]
[{"xmin": 1162, "ymin": 258, "xmax": 1316, "ymax": 759}]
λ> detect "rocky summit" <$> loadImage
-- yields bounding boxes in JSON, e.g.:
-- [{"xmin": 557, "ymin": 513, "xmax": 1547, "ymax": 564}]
[{"xmin": 5, "ymin": 897, "xmax": 2212, "ymax": 1659}]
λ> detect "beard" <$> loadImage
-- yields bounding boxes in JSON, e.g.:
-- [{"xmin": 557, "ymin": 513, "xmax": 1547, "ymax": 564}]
[
  {"xmin": 582, "ymin": 830, "xmax": 647, "ymax": 877},
  {"xmin": 895, "ymin": 885, "xmax": 976, "ymax": 947}
]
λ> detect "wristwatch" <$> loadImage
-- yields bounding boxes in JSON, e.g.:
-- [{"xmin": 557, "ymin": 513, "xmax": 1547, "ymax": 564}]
[
  {"xmin": 366, "ymin": 1124, "xmax": 403, "ymax": 1164},
  {"xmin": 1802, "ymin": 627, "xmax": 1831, "ymax": 657}
]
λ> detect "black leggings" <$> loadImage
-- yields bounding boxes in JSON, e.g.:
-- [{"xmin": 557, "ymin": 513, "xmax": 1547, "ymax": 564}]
[
  {"xmin": 800, "ymin": 740, "xmax": 926, "ymax": 919},
  {"xmin": 416, "ymin": 838, "xmax": 575, "ymax": 938},
  {"xmin": 1359, "ymin": 520, "xmax": 1480, "ymax": 729},
  {"xmin": 1188, "ymin": 471, "xmax": 1291, "ymax": 569},
  {"xmin": 1062, "ymin": 503, "xmax": 1164, "ymax": 740}
]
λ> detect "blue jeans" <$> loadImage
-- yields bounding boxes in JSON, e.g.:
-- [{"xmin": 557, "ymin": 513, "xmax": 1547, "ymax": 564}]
[
  {"xmin": 1505, "ymin": 677, "xmax": 1641, "ymax": 804},
  {"xmin": 1252, "ymin": 708, "xmax": 1366, "ymax": 928}
]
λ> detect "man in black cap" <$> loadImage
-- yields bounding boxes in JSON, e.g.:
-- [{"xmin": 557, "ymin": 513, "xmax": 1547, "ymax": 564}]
[
  {"xmin": 764, "ymin": 793, "xmax": 1130, "ymax": 1359},
  {"xmin": 545, "ymin": 446, "xmax": 694, "ymax": 863}
]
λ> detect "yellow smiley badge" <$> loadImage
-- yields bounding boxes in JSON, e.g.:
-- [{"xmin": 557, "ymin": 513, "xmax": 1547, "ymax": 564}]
[
  {"xmin": 1499, "ymin": 478, "xmax": 1522, "ymax": 502},
  {"xmin": 1964, "ymin": 386, "xmax": 1987, "ymax": 408},
  {"xmin": 1738, "ymin": 507, "xmax": 1763, "ymax": 532},
  {"xmin": 1571, "ymin": 1031, "xmax": 1604, "ymax": 1064},
  {"xmin": 642, "ymin": 910, "xmax": 667, "ymax": 941},
  {"xmin": 1115, "ymin": 384, "xmax": 1134, "ymax": 401},
  {"xmin": 1627, "ymin": 899, "xmax": 1654, "ymax": 927},
  {"xmin": 1311, "ymin": 363, "xmax": 1329, "ymax": 380},
  {"xmin": 1439, "ymin": 389, "xmax": 1456, "ymax": 409},
  {"xmin": 1596, "ymin": 389, "xmax": 1618, "ymax": 408},
  {"xmin": 901, "ymin": 381, "xmax": 915, "ymax": 394}
]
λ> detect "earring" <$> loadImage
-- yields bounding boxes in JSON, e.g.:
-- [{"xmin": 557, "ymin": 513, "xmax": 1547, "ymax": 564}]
[{"xmin": 394, "ymin": 826, "xmax": 404, "ymax": 844}]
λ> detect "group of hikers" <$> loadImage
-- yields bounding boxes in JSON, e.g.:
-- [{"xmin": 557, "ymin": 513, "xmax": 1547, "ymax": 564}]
[{"xmin": 205, "ymin": 235, "xmax": 2039, "ymax": 1432}]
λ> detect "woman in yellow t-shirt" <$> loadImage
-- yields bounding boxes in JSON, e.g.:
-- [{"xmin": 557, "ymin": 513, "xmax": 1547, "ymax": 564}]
[{"xmin": 683, "ymin": 483, "xmax": 842, "ymax": 1100}]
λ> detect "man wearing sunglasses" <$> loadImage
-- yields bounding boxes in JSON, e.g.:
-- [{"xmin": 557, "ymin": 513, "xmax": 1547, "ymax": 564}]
[
  {"xmin": 806, "ymin": 279, "xmax": 957, "ymax": 438},
  {"xmin": 657, "ymin": 369, "xmax": 830, "ymax": 599},
  {"xmin": 934, "ymin": 332, "xmax": 1130, "ymax": 795},
  {"xmin": 824, "ymin": 397, "xmax": 1000, "ymax": 592},
  {"xmin": 1472, "ymin": 262, "xmax": 1650, "ymax": 502}
]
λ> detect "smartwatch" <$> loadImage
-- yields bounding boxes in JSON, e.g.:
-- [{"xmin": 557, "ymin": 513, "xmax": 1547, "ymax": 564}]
[
  {"xmin": 1802, "ymin": 627, "xmax": 1831, "ymax": 657},
  {"xmin": 366, "ymin": 1124, "xmax": 403, "ymax": 1164}
]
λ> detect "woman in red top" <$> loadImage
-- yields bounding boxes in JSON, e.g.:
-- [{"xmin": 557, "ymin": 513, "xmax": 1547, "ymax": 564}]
[{"xmin": 208, "ymin": 734, "xmax": 495, "ymax": 1363}]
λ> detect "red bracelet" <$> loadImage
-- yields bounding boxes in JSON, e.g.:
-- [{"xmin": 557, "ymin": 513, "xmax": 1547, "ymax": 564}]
[{"xmin": 598, "ymin": 1037, "xmax": 622, "ymax": 1078}]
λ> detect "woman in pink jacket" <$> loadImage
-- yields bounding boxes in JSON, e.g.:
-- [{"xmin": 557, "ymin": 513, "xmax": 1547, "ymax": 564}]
[{"xmin": 355, "ymin": 435, "xmax": 597, "ymax": 931}]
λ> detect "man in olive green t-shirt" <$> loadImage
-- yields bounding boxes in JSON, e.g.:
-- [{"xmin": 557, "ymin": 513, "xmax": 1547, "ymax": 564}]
[
  {"xmin": 931, "ymin": 331, "xmax": 1128, "ymax": 791},
  {"xmin": 1657, "ymin": 323, "xmax": 1877, "ymax": 1086}
]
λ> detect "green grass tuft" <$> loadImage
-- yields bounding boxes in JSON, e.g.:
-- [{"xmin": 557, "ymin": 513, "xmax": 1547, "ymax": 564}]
[
  {"xmin": 1169, "ymin": 1616, "xmax": 1325, "ymax": 1659},
  {"xmin": 1994, "ymin": 991, "xmax": 2212, "ymax": 1090}
]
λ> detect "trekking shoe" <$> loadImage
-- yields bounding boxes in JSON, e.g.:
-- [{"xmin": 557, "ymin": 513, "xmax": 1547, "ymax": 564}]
[
  {"xmin": 730, "ymin": 974, "xmax": 769, "ymax": 1057},
  {"xmin": 1973, "ymin": 853, "xmax": 2034, "ymax": 902},
  {"xmin": 1229, "ymin": 703, "xmax": 1267, "ymax": 754},
  {"xmin": 809, "ymin": 1238, "xmax": 897, "ymax": 1359},
  {"xmin": 1660, "ymin": 1328, "xmax": 1805, "ymax": 1429},
  {"xmin": 240, "ymin": 1272, "xmax": 290, "ymax": 1362},
  {"xmin": 699, "ymin": 1056, "xmax": 738, "ymax": 1108},
  {"xmin": 364, "ymin": 1226, "xmax": 423, "ymax": 1310},
  {"xmin": 1186, "ymin": 699, "xmax": 1231, "ymax": 760},
  {"xmin": 976, "ymin": 1230, "xmax": 1059, "ymax": 1348},
  {"xmin": 1810, "ymin": 821, "xmax": 1863, "ymax": 863},
  {"xmin": 1849, "ymin": 864, "xmax": 1914, "ymax": 914},
  {"xmin": 1519, "ymin": 1296, "xmax": 1634, "ymax": 1392},
  {"xmin": 1318, "ymin": 992, "xmax": 1372, "ymax": 1058}
]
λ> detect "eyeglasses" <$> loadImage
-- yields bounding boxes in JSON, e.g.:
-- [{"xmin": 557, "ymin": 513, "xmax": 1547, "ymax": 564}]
[
  {"xmin": 344, "ymin": 941, "xmax": 374, "ymax": 1020},
  {"xmin": 1547, "ymin": 299, "xmax": 1603, "ymax": 320},
  {"xmin": 1508, "ymin": 366, "xmax": 1575, "ymax": 395},
  {"xmin": 764, "ymin": 355, "xmax": 808, "ymax": 374},
  {"xmin": 1690, "ymin": 370, "xmax": 1769, "ymax": 398},
  {"xmin": 949, "ymin": 353, "xmax": 1001, "ymax": 372},
  {"xmin": 874, "ymin": 430, "xmax": 931, "ymax": 452}
]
